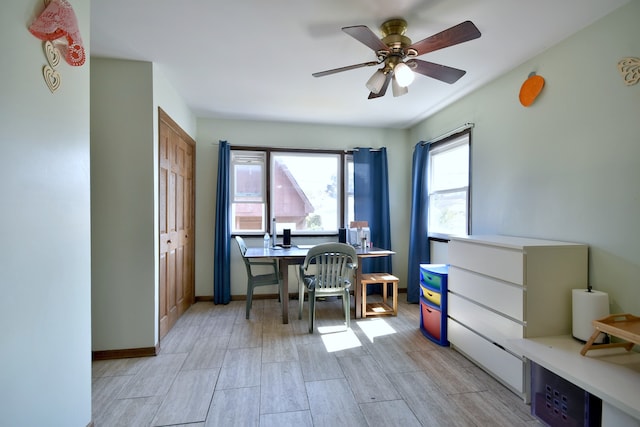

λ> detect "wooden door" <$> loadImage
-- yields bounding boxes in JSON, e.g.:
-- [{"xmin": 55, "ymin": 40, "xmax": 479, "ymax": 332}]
[{"xmin": 159, "ymin": 108, "xmax": 195, "ymax": 339}]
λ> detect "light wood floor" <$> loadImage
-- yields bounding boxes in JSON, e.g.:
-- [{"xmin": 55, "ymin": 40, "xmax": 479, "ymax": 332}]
[{"xmin": 92, "ymin": 296, "xmax": 541, "ymax": 426}]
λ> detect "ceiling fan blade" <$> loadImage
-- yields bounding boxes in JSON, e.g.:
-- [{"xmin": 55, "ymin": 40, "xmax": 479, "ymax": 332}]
[
  {"xmin": 407, "ymin": 59, "xmax": 467, "ymax": 84},
  {"xmin": 342, "ymin": 25, "xmax": 389, "ymax": 52},
  {"xmin": 407, "ymin": 21, "xmax": 481, "ymax": 56},
  {"xmin": 312, "ymin": 61, "xmax": 379, "ymax": 77},
  {"xmin": 368, "ymin": 73, "xmax": 392, "ymax": 99}
]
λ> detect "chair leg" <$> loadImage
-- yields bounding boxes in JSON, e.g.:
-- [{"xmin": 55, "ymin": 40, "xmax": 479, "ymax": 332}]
[
  {"xmin": 308, "ymin": 291, "xmax": 315, "ymax": 333},
  {"xmin": 299, "ymin": 296, "xmax": 304, "ymax": 320},
  {"xmin": 344, "ymin": 290, "xmax": 350, "ymax": 329},
  {"xmin": 298, "ymin": 269, "xmax": 308, "ymax": 320},
  {"xmin": 298, "ymin": 280, "xmax": 304, "ymax": 320},
  {"xmin": 246, "ymin": 285, "xmax": 253, "ymax": 319}
]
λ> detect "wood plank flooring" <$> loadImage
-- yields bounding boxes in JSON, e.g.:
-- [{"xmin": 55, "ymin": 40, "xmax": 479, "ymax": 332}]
[{"xmin": 92, "ymin": 297, "xmax": 541, "ymax": 426}]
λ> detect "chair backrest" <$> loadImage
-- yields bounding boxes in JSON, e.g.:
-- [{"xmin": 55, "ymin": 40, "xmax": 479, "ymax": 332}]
[
  {"xmin": 234, "ymin": 235, "xmax": 248, "ymax": 255},
  {"xmin": 302, "ymin": 243, "xmax": 357, "ymax": 290},
  {"xmin": 234, "ymin": 236, "xmax": 253, "ymax": 275}
]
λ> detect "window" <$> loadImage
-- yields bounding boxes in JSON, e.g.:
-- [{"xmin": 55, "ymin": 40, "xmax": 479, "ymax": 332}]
[
  {"xmin": 231, "ymin": 148, "xmax": 353, "ymax": 234},
  {"xmin": 345, "ymin": 154, "xmax": 354, "ymax": 226},
  {"xmin": 428, "ymin": 132, "xmax": 470, "ymax": 236},
  {"xmin": 231, "ymin": 151, "xmax": 267, "ymax": 231}
]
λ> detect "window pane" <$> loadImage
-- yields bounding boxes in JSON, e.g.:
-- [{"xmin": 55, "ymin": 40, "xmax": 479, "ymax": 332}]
[
  {"xmin": 427, "ymin": 132, "xmax": 470, "ymax": 237},
  {"xmin": 231, "ymin": 151, "xmax": 266, "ymax": 232},
  {"xmin": 232, "ymin": 202, "xmax": 265, "ymax": 232},
  {"xmin": 271, "ymin": 153, "xmax": 339, "ymax": 232},
  {"xmin": 430, "ymin": 143, "xmax": 469, "ymax": 192},
  {"xmin": 346, "ymin": 156, "xmax": 354, "ymax": 227},
  {"xmin": 429, "ymin": 191, "xmax": 468, "ymax": 235},
  {"xmin": 233, "ymin": 163, "xmax": 263, "ymax": 201},
  {"xmin": 231, "ymin": 151, "xmax": 265, "ymax": 203}
]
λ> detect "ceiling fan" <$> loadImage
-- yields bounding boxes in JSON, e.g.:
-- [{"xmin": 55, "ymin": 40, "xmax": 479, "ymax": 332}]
[{"xmin": 312, "ymin": 18, "xmax": 481, "ymax": 99}]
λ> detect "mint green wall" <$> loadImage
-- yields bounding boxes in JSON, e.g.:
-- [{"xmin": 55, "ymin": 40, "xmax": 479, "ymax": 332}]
[
  {"xmin": 410, "ymin": 1, "xmax": 640, "ymax": 315},
  {"xmin": 91, "ymin": 58, "xmax": 196, "ymax": 351},
  {"xmin": 1, "ymin": 1, "xmax": 91, "ymax": 424},
  {"xmin": 195, "ymin": 119, "xmax": 411, "ymax": 298},
  {"xmin": 91, "ymin": 58, "xmax": 157, "ymax": 351}
]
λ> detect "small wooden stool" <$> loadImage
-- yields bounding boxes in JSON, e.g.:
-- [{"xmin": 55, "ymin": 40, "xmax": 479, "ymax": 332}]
[{"xmin": 361, "ymin": 273, "xmax": 399, "ymax": 317}]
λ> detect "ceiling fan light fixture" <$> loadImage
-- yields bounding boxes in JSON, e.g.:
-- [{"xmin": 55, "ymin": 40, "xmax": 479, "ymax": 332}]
[
  {"xmin": 392, "ymin": 76, "xmax": 408, "ymax": 97},
  {"xmin": 394, "ymin": 62, "xmax": 414, "ymax": 87},
  {"xmin": 365, "ymin": 69, "xmax": 386, "ymax": 94}
]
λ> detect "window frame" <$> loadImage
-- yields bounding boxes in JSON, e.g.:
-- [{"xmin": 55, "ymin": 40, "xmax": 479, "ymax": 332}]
[
  {"xmin": 230, "ymin": 150, "xmax": 267, "ymax": 231},
  {"xmin": 427, "ymin": 130, "xmax": 472, "ymax": 240},
  {"xmin": 230, "ymin": 146, "xmax": 353, "ymax": 236}
]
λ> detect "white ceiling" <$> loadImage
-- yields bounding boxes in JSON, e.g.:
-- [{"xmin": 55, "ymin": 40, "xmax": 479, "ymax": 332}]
[{"xmin": 91, "ymin": 0, "xmax": 629, "ymax": 129}]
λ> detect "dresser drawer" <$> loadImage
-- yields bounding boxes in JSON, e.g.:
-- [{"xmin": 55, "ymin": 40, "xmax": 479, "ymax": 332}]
[
  {"xmin": 448, "ymin": 317, "xmax": 524, "ymax": 394},
  {"xmin": 420, "ymin": 299, "xmax": 443, "ymax": 341},
  {"xmin": 449, "ymin": 266, "xmax": 524, "ymax": 321},
  {"xmin": 420, "ymin": 284, "xmax": 441, "ymax": 307},
  {"xmin": 419, "ymin": 264, "xmax": 448, "ymax": 292},
  {"xmin": 449, "ymin": 240, "xmax": 524, "ymax": 285},
  {"xmin": 448, "ymin": 293, "xmax": 523, "ymax": 349}
]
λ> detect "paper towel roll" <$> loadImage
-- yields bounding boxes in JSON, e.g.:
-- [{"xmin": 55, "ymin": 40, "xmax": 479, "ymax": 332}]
[{"xmin": 572, "ymin": 289, "xmax": 609, "ymax": 342}]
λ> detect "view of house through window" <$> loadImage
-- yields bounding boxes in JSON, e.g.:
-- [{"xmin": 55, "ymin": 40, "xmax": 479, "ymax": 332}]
[
  {"xmin": 231, "ymin": 149, "xmax": 353, "ymax": 234},
  {"xmin": 231, "ymin": 151, "xmax": 267, "ymax": 231},
  {"xmin": 428, "ymin": 132, "xmax": 470, "ymax": 236}
]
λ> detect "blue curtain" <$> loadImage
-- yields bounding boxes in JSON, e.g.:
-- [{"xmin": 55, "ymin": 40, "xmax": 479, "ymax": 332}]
[
  {"xmin": 353, "ymin": 147, "xmax": 392, "ymax": 277},
  {"xmin": 213, "ymin": 141, "xmax": 231, "ymax": 304},
  {"xmin": 407, "ymin": 142, "xmax": 431, "ymax": 303}
]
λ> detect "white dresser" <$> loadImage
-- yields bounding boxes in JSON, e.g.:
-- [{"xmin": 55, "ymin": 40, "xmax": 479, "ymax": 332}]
[{"xmin": 447, "ymin": 235, "xmax": 588, "ymax": 399}]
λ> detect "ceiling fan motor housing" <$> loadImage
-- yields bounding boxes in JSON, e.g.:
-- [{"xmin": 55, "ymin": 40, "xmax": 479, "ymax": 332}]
[{"xmin": 380, "ymin": 18, "xmax": 412, "ymax": 52}]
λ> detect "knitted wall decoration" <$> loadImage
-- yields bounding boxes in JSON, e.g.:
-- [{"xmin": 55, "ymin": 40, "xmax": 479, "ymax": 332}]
[
  {"xmin": 29, "ymin": 0, "xmax": 85, "ymax": 92},
  {"xmin": 617, "ymin": 57, "xmax": 640, "ymax": 86}
]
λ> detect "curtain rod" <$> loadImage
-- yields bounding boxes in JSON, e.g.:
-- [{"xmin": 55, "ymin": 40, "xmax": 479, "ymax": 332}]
[
  {"xmin": 350, "ymin": 147, "xmax": 383, "ymax": 152},
  {"xmin": 421, "ymin": 122, "xmax": 474, "ymax": 145}
]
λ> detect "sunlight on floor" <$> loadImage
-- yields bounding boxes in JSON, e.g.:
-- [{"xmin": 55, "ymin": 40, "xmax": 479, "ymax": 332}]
[
  {"xmin": 318, "ymin": 326, "xmax": 362, "ymax": 352},
  {"xmin": 356, "ymin": 318, "xmax": 397, "ymax": 343},
  {"xmin": 317, "ymin": 318, "xmax": 398, "ymax": 352}
]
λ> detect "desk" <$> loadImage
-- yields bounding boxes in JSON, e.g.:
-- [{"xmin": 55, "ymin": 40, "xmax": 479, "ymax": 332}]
[{"xmin": 243, "ymin": 245, "xmax": 394, "ymax": 324}]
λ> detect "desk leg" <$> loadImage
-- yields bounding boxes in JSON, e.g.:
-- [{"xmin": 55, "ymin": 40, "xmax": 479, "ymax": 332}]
[
  {"xmin": 355, "ymin": 264, "xmax": 362, "ymax": 319},
  {"xmin": 280, "ymin": 259, "xmax": 290, "ymax": 324}
]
